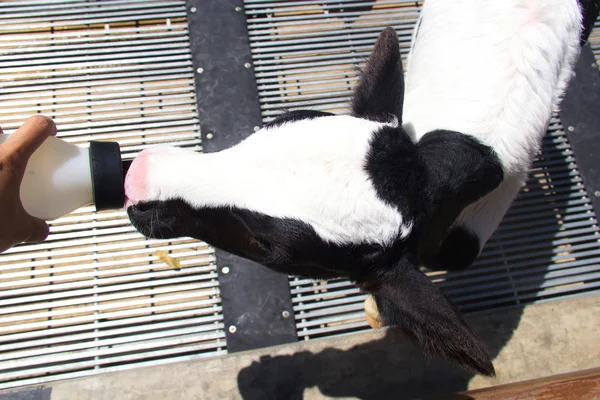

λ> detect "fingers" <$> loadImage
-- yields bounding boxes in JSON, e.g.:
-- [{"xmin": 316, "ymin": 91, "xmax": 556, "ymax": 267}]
[
  {"xmin": 2, "ymin": 115, "xmax": 56, "ymax": 166},
  {"xmin": 22, "ymin": 215, "xmax": 50, "ymax": 244},
  {"xmin": 5, "ymin": 213, "xmax": 50, "ymax": 250}
]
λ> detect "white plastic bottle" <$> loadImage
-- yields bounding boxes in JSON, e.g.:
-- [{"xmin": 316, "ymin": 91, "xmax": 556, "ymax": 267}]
[{"xmin": 0, "ymin": 135, "xmax": 126, "ymax": 221}]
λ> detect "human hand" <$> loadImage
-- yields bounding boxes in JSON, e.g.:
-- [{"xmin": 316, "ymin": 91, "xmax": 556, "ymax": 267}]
[{"xmin": 0, "ymin": 116, "xmax": 57, "ymax": 253}]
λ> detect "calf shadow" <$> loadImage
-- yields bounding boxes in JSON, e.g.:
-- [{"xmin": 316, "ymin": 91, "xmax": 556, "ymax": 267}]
[{"xmin": 237, "ymin": 326, "xmax": 505, "ymax": 400}]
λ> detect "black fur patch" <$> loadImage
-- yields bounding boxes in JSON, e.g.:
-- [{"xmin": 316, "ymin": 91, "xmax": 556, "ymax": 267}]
[
  {"xmin": 264, "ymin": 110, "xmax": 335, "ymax": 130},
  {"xmin": 127, "ymin": 199, "xmax": 392, "ymax": 282},
  {"xmin": 368, "ymin": 260, "xmax": 495, "ymax": 376},
  {"xmin": 363, "ymin": 126, "xmax": 423, "ymax": 217},
  {"xmin": 364, "ymin": 127, "xmax": 504, "ymax": 265},
  {"xmin": 415, "ymin": 130, "xmax": 504, "ymax": 263},
  {"xmin": 422, "ymin": 226, "xmax": 481, "ymax": 272},
  {"xmin": 352, "ymin": 27, "xmax": 404, "ymax": 123}
]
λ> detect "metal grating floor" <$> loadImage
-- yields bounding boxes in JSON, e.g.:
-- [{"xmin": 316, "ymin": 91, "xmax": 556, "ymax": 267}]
[
  {"xmin": 244, "ymin": 0, "xmax": 600, "ymax": 340},
  {"xmin": 0, "ymin": 0, "xmax": 598, "ymax": 391},
  {"xmin": 0, "ymin": 0, "xmax": 225, "ymax": 390}
]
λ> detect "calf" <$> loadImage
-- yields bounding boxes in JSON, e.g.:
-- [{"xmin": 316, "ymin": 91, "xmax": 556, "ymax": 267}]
[
  {"xmin": 125, "ymin": 0, "xmax": 598, "ymax": 376},
  {"xmin": 405, "ymin": 0, "xmax": 599, "ymax": 273}
]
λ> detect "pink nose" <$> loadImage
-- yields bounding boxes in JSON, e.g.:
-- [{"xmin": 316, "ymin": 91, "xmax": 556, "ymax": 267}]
[{"xmin": 124, "ymin": 150, "xmax": 151, "ymax": 208}]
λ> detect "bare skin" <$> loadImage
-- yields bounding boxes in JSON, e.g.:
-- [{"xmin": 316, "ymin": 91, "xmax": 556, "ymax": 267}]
[{"xmin": 0, "ymin": 115, "xmax": 57, "ymax": 253}]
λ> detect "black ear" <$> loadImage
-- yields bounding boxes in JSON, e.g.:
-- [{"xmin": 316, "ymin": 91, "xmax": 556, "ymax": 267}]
[
  {"xmin": 352, "ymin": 27, "xmax": 404, "ymax": 123},
  {"xmin": 415, "ymin": 130, "xmax": 504, "ymax": 264},
  {"xmin": 367, "ymin": 259, "xmax": 495, "ymax": 376}
]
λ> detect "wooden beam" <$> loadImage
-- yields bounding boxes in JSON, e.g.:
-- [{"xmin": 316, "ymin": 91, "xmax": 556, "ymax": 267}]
[{"xmin": 440, "ymin": 367, "xmax": 600, "ymax": 400}]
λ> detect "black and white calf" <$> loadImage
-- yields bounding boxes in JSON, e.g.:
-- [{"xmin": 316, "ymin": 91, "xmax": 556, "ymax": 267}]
[
  {"xmin": 404, "ymin": 0, "xmax": 598, "ymax": 272},
  {"xmin": 126, "ymin": 0, "xmax": 597, "ymax": 377}
]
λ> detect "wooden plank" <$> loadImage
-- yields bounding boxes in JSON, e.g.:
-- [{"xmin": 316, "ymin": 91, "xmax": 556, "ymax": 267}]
[{"xmin": 442, "ymin": 367, "xmax": 600, "ymax": 400}]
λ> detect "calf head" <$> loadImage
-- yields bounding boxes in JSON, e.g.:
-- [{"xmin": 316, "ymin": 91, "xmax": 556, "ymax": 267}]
[{"xmin": 126, "ymin": 27, "xmax": 502, "ymax": 376}]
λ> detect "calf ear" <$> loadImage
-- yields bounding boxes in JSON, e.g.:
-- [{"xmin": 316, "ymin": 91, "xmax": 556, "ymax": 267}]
[
  {"xmin": 415, "ymin": 130, "xmax": 504, "ymax": 262},
  {"xmin": 366, "ymin": 259, "xmax": 495, "ymax": 376},
  {"xmin": 352, "ymin": 27, "xmax": 404, "ymax": 123}
]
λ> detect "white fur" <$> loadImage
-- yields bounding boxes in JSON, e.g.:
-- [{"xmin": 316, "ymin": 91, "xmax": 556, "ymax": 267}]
[
  {"xmin": 403, "ymin": 0, "xmax": 583, "ymax": 247},
  {"xmin": 134, "ymin": 115, "xmax": 411, "ymax": 246}
]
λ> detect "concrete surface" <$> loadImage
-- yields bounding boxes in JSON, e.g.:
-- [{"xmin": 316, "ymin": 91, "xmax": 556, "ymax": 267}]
[{"xmin": 2, "ymin": 293, "xmax": 599, "ymax": 400}]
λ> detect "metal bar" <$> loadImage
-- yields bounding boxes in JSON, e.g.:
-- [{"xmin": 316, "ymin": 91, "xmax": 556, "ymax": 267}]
[
  {"xmin": 257, "ymin": 76, "xmax": 358, "ymax": 91},
  {"xmin": 0, "ymin": 26, "xmax": 188, "ymax": 46},
  {"xmin": 0, "ymin": 307, "xmax": 222, "ymax": 346},
  {"xmin": 1, "ymin": 2, "xmax": 184, "ymax": 18},
  {"xmin": 244, "ymin": 0, "xmax": 403, "ymax": 8},
  {"xmin": 0, "ymin": 267, "xmax": 215, "ymax": 302},
  {"xmin": 0, "ymin": 61, "xmax": 194, "ymax": 81},
  {"xmin": 0, "ymin": 0, "xmax": 183, "ymax": 11},
  {"xmin": 248, "ymin": 19, "xmax": 417, "ymax": 40},
  {"xmin": 0, "ymin": 350, "xmax": 227, "ymax": 392},
  {"xmin": 0, "ymin": 333, "xmax": 225, "ymax": 380},
  {"xmin": 0, "ymin": 13, "xmax": 188, "ymax": 33},
  {"xmin": 0, "ymin": 299, "xmax": 222, "ymax": 336},
  {"xmin": 42, "ymin": 226, "xmax": 137, "ymax": 242},
  {"xmin": 480, "ymin": 227, "xmax": 599, "ymax": 253},
  {"xmin": 0, "ymin": 329, "xmax": 225, "ymax": 371},
  {"xmin": 246, "ymin": 10, "xmax": 418, "ymax": 30},
  {"xmin": 2, "ymin": 85, "xmax": 193, "ymax": 105},
  {"xmin": 0, "ymin": 54, "xmax": 192, "ymax": 75},
  {"xmin": 447, "ymin": 269, "xmax": 600, "ymax": 301},
  {"xmin": 1, "ymin": 8, "xmax": 186, "ymax": 24},
  {"xmin": 0, "ymin": 291, "xmax": 221, "ymax": 326},
  {"xmin": 0, "ymin": 71, "xmax": 194, "ymax": 93},
  {"xmin": 0, "ymin": 49, "xmax": 191, "ymax": 71},
  {"xmin": 0, "ymin": 314, "xmax": 223, "ymax": 354},
  {"xmin": 459, "ymin": 281, "xmax": 600, "ymax": 312},
  {"xmin": 478, "ymin": 234, "xmax": 598, "ymax": 260},
  {"xmin": 0, "ymin": 256, "xmax": 217, "ymax": 290},
  {"xmin": 1, "ymin": 79, "xmax": 195, "ymax": 101},
  {"xmin": 4, "ymin": 109, "xmax": 196, "ymax": 130},
  {"xmin": 2, "ymin": 94, "xmax": 197, "ymax": 116},
  {"xmin": 9, "ymin": 115, "xmax": 199, "ymax": 137},
  {"xmin": 0, "ymin": 281, "xmax": 218, "ymax": 316},
  {"xmin": 449, "ymin": 253, "xmax": 600, "ymax": 283},
  {"xmin": 0, "ymin": 241, "xmax": 210, "ymax": 271},
  {"xmin": 259, "ymin": 89, "xmax": 355, "ymax": 104},
  {"xmin": 296, "ymin": 305, "xmax": 366, "ymax": 328},
  {"xmin": 0, "ymin": 270, "xmax": 217, "ymax": 305},
  {"xmin": 299, "ymin": 320, "xmax": 368, "ymax": 337},
  {"xmin": 249, "ymin": 27, "xmax": 414, "ymax": 49},
  {"xmin": 0, "ymin": 232, "xmax": 147, "ymax": 257},
  {"xmin": 291, "ymin": 280, "xmax": 356, "ymax": 295},
  {"xmin": 254, "ymin": 64, "xmax": 364, "ymax": 79},
  {"xmin": 291, "ymin": 288, "xmax": 362, "ymax": 303},
  {"xmin": 447, "ymin": 258, "xmax": 600, "ymax": 294},
  {"xmin": 293, "ymin": 295, "xmax": 367, "ymax": 312},
  {"xmin": 1, "ymin": 322, "xmax": 225, "ymax": 363},
  {"xmin": 244, "ymin": 2, "xmax": 417, "ymax": 17},
  {"xmin": 0, "ymin": 42, "xmax": 191, "ymax": 63}
]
